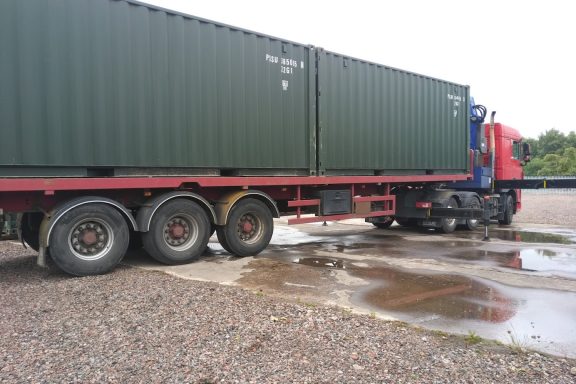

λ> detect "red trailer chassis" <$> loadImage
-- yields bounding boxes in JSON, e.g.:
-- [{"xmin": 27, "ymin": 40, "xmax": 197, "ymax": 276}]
[
  {"xmin": 0, "ymin": 173, "xmax": 471, "ymax": 276},
  {"xmin": 0, "ymin": 174, "xmax": 470, "ymax": 222}
]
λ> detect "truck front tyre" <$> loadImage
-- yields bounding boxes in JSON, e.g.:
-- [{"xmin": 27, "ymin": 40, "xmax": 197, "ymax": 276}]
[
  {"xmin": 498, "ymin": 195, "xmax": 514, "ymax": 225},
  {"xmin": 439, "ymin": 197, "xmax": 459, "ymax": 234},
  {"xmin": 372, "ymin": 216, "xmax": 394, "ymax": 229},
  {"xmin": 217, "ymin": 198, "xmax": 273, "ymax": 257},
  {"xmin": 49, "ymin": 204, "xmax": 129, "ymax": 276},
  {"xmin": 464, "ymin": 200, "xmax": 481, "ymax": 231},
  {"xmin": 142, "ymin": 199, "xmax": 211, "ymax": 265}
]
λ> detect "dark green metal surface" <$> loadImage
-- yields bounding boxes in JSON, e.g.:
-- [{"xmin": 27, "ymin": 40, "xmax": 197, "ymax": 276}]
[
  {"xmin": 0, "ymin": 0, "xmax": 470, "ymax": 179},
  {"xmin": 317, "ymin": 50, "xmax": 470, "ymax": 175},
  {"xmin": 0, "ymin": 0, "xmax": 315, "ymax": 176}
]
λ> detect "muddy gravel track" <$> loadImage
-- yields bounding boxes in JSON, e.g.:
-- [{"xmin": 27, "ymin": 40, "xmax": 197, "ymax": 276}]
[
  {"xmin": 2, "ymin": 194, "xmax": 576, "ymax": 383},
  {"xmin": 2, "ymin": 240, "xmax": 576, "ymax": 383}
]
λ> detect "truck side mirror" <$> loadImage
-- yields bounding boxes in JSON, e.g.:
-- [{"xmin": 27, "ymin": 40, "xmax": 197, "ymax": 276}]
[
  {"xmin": 522, "ymin": 142, "xmax": 531, "ymax": 163},
  {"xmin": 480, "ymin": 137, "xmax": 488, "ymax": 154}
]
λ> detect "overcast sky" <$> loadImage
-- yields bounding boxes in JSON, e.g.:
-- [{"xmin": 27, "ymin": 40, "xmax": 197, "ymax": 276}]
[{"xmin": 142, "ymin": 0, "xmax": 575, "ymax": 139}]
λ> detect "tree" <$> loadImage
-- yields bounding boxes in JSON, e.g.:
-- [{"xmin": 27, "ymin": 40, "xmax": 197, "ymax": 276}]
[
  {"xmin": 524, "ymin": 137, "xmax": 539, "ymax": 158},
  {"xmin": 522, "ymin": 129, "xmax": 576, "ymax": 176},
  {"xmin": 536, "ymin": 147, "xmax": 576, "ymax": 176},
  {"xmin": 537, "ymin": 129, "xmax": 565, "ymax": 155},
  {"xmin": 523, "ymin": 156, "xmax": 544, "ymax": 176},
  {"xmin": 567, "ymin": 132, "xmax": 576, "ymax": 149}
]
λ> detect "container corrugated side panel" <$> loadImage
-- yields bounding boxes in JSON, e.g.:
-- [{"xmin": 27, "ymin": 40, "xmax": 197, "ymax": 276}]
[
  {"xmin": 317, "ymin": 50, "xmax": 469, "ymax": 175},
  {"xmin": 0, "ymin": 0, "xmax": 314, "ymax": 175}
]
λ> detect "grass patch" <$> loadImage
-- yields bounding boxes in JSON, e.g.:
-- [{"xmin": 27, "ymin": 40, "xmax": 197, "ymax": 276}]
[{"xmin": 465, "ymin": 330, "xmax": 483, "ymax": 345}]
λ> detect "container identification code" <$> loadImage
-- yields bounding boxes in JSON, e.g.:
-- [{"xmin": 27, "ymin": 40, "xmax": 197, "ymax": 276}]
[
  {"xmin": 447, "ymin": 93, "xmax": 463, "ymax": 118},
  {"xmin": 265, "ymin": 53, "xmax": 305, "ymax": 91}
]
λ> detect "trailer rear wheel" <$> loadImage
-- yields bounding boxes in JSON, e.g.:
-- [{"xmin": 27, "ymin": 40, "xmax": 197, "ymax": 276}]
[
  {"xmin": 49, "ymin": 204, "xmax": 129, "ymax": 276},
  {"xmin": 142, "ymin": 199, "xmax": 210, "ymax": 265},
  {"xmin": 216, "ymin": 227, "xmax": 234, "ymax": 254},
  {"xmin": 498, "ymin": 195, "xmax": 514, "ymax": 225},
  {"xmin": 218, "ymin": 198, "xmax": 273, "ymax": 256},
  {"xmin": 439, "ymin": 197, "xmax": 458, "ymax": 234}
]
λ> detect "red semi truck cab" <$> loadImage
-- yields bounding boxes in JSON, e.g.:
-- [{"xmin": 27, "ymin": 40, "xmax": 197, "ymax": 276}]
[
  {"xmin": 489, "ymin": 123, "xmax": 525, "ymax": 181},
  {"xmin": 485, "ymin": 123, "xmax": 526, "ymax": 212}
]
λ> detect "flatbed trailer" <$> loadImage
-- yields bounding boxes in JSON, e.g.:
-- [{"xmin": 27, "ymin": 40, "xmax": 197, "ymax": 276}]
[{"xmin": 0, "ymin": 173, "xmax": 471, "ymax": 275}]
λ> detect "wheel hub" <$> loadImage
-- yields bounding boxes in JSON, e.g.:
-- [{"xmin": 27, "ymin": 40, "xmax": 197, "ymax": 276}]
[
  {"xmin": 164, "ymin": 218, "xmax": 190, "ymax": 246},
  {"xmin": 237, "ymin": 214, "xmax": 257, "ymax": 241},
  {"xmin": 71, "ymin": 222, "xmax": 108, "ymax": 256},
  {"xmin": 170, "ymin": 223, "xmax": 185, "ymax": 238},
  {"xmin": 81, "ymin": 229, "xmax": 98, "ymax": 245},
  {"xmin": 242, "ymin": 221, "xmax": 253, "ymax": 233}
]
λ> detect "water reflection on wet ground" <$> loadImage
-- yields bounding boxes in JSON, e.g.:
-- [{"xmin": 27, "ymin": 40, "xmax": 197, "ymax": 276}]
[
  {"xmin": 454, "ymin": 228, "xmax": 576, "ymax": 244},
  {"xmin": 247, "ymin": 224, "xmax": 576, "ymax": 357},
  {"xmin": 350, "ymin": 266, "xmax": 516, "ymax": 322},
  {"xmin": 129, "ymin": 223, "xmax": 576, "ymax": 357}
]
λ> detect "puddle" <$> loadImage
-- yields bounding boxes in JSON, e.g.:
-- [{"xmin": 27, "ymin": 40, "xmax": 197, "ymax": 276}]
[
  {"xmin": 351, "ymin": 267, "xmax": 517, "ymax": 323},
  {"xmin": 294, "ymin": 257, "xmax": 345, "ymax": 269},
  {"xmin": 244, "ymin": 247, "xmax": 576, "ymax": 357},
  {"xmin": 456, "ymin": 229, "xmax": 575, "ymax": 244},
  {"xmin": 135, "ymin": 222, "xmax": 576, "ymax": 358},
  {"xmin": 504, "ymin": 249, "xmax": 576, "ymax": 279},
  {"xmin": 350, "ymin": 265, "xmax": 576, "ymax": 357},
  {"xmin": 431, "ymin": 247, "xmax": 576, "ymax": 280}
]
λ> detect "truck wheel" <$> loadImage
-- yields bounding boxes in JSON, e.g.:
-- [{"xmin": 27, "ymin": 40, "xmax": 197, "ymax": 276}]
[
  {"xmin": 439, "ymin": 197, "xmax": 458, "ymax": 234},
  {"xmin": 372, "ymin": 216, "xmax": 394, "ymax": 229},
  {"xmin": 20, "ymin": 212, "xmax": 43, "ymax": 252},
  {"xmin": 216, "ymin": 226, "xmax": 234, "ymax": 254},
  {"xmin": 464, "ymin": 200, "xmax": 481, "ymax": 231},
  {"xmin": 498, "ymin": 195, "xmax": 514, "ymax": 225},
  {"xmin": 49, "ymin": 204, "xmax": 129, "ymax": 276},
  {"xmin": 218, "ymin": 198, "xmax": 273, "ymax": 256},
  {"xmin": 142, "ymin": 199, "xmax": 210, "ymax": 265}
]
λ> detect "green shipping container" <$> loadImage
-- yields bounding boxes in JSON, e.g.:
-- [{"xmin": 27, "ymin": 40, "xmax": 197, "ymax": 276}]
[
  {"xmin": 0, "ymin": 0, "xmax": 316, "ymax": 177},
  {"xmin": 0, "ymin": 0, "xmax": 469, "ymax": 178},
  {"xmin": 317, "ymin": 50, "xmax": 470, "ymax": 175}
]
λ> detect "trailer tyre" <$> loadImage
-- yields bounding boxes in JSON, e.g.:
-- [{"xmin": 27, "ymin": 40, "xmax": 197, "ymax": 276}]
[
  {"xmin": 439, "ymin": 197, "xmax": 458, "ymax": 234},
  {"xmin": 498, "ymin": 195, "xmax": 514, "ymax": 225},
  {"xmin": 216, "ymin": 227, "xmax": 233, "ymax": 254},
  {"xmin": 49, "ymin": 204, "xmax": 129, "ymax": 276},
  {"xmin": 218, "ymin": 198, "xmax": 273, "ymax": 257},
  {"xmin": 143, "ymin": 199, "xmax": 210, "ymax": 265}
]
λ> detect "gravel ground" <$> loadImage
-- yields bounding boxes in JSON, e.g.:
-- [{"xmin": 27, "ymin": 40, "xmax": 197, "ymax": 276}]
[
  {"xmin": 2, "ymin": 193, "xmax": 576, "ymax": 383},
  {"xmin": 514, "ymin": 193, "xmax": 576, "ymax": 226},
  {"xmin": 2, "ymin": 241, "xmax": 576, "ymax": 383}
]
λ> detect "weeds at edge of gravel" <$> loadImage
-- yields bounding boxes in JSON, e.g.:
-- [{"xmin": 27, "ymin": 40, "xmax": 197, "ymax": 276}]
[
  {"xmin": 506, "ymin": 325, "xmax": 531, "ymax": 355},
  {"xmin": 465, "ymin": 330, "xmax": 483, "ymax": 345}
]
